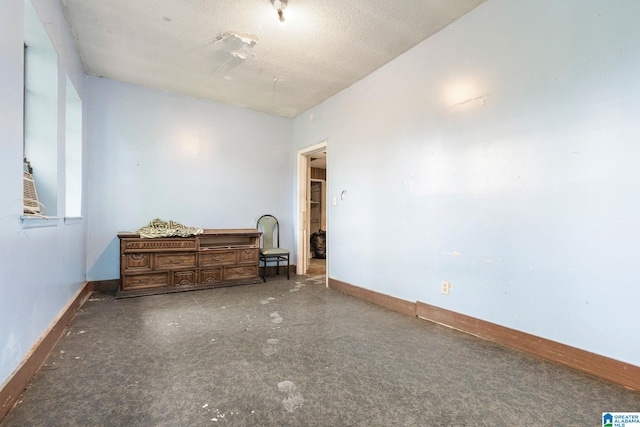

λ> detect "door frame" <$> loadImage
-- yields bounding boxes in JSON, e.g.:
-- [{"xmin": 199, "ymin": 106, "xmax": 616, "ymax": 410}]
[{"xmin": 296, "ymin": 141, "xmax": 327, "ymax": 280}]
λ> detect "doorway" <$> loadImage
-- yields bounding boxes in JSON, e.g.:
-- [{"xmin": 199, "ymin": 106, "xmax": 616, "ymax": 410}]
[{"xmin": 296, "ymin": 142, "xmax": 327, "ymax": 280}]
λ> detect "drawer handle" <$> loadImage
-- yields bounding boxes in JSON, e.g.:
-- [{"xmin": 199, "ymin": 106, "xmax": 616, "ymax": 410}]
[{"xmin": 131, "ymin": 254, "xmax": 145, "ymax": 260}]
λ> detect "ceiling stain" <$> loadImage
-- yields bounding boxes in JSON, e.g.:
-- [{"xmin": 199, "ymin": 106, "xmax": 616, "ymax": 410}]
[
  {"xmin": 214, "ymin": 31, "xmax": 258, "ymax": 61},
  {"xmin": 208, "ymin": 31, "xmax": 260, "ymax": 75},
  {"xmin": 61, "ymin": 0, "xmax": 487, "ymax": 118}
]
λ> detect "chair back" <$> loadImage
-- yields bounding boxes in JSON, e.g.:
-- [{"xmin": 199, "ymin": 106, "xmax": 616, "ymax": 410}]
[{"xmin": 257, "ymin": 215, "xmax": 279, "ymax": 249}]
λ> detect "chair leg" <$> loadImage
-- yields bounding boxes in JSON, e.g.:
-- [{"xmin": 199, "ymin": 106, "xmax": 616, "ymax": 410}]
[{"xmin": 260, "ymin": 256, "xmax": 290, "ymax": 281}]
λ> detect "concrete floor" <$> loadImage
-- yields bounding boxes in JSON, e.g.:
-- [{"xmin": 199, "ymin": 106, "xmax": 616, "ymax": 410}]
[{"xmin": 2, "ymin": 274, "xmax": 639, "ymax": 426}]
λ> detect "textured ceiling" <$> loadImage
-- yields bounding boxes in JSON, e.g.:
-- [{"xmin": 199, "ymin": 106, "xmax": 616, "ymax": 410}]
[{"xmin": 61, "ymin": 0, "xmax": 486, "ymax": 118}]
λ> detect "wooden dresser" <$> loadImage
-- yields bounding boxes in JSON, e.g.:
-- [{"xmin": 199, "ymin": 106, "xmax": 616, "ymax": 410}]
[{"xmin": 117, "ymin": 228, "xmax": 261, "ymax": 297}]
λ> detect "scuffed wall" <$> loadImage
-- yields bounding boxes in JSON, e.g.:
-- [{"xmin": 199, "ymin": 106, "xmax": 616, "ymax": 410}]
[{"xmin": 294, "ymin": 0, "xmax": 640, "ymax": 366}]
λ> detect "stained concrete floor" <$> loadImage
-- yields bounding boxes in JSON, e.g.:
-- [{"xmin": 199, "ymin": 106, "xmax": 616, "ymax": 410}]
[{"xmin": 2, "ymin": 274, "xmax": 639, "ymax": 426}]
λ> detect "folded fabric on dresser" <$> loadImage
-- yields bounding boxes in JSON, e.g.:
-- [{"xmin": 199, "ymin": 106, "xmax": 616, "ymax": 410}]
[{"xmin": 135, "ymin": 218, "xmax": 204, "ymax": 238}]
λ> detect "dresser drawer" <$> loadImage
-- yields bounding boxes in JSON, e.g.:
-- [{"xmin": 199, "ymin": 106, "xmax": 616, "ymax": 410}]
[
  {"xmin": 199, "ymin": 250, "xmax": 236, "ymax": 266},
  {"xmin": 200, "ymin": 268, "xmax": 222, "ymax": 284},
  {"xmin": 122, "ymin": 253, "xmax": 151, "ymax": 272},
  {"xmin": 121, "ymin": 272, "xmax": 170, "ymax": 290},
  {"xmin": 238, "ymin": 248, "xmax": 259, "ymax": 263},
  {"xmin": 121, "ymin": 238, "xmax": 197, "ymax": 252},
  {"xmin": 155, "ymin": 253, "xmax": 197, "ymax": 270},
  {"xmin": 174, "ymin": 270, "xmax": 197, "ymax": 286},
  {"xmin": 224, "ymin": 265, "xmax": 258, "ymax": 280}
]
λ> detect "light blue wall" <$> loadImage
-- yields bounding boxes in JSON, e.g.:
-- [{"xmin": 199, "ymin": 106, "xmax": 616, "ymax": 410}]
[
  {"xmin": 0, "ymin": 0, "xmax": 87, "ymax": 386},
  {"xmin": 294, "ymin": 0, "xmax": 640, "ymax": 366},
  {"xmin": 3, "ymin": 0, "xmax": 638, "ymax": 390},
  {"xmin": 85, "ymin": 77, "xmax": 294, "ymax": 281}
]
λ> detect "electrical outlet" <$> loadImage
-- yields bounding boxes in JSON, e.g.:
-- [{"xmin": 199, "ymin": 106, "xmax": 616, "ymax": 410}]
[{"xmin": 441, "ymin": 281, "xmax": 451, "ymax": 295}]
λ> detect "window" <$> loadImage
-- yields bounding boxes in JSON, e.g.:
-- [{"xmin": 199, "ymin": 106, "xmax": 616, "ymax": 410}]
[
  {"xmin": 23, "ymin": 0, "xmax": 59, "ymax": 217},
  {"xmin": 65, "ymin": 76, "xmax": 82, "ymax": 217}
]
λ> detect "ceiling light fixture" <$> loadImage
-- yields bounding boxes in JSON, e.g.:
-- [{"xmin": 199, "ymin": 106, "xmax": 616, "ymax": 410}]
[{"xmin": 270, "ymin": 0, "xmax": 288, "ymax": 22}]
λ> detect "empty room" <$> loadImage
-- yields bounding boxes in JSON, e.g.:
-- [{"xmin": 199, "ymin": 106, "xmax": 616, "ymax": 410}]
[{"xmin": 1, "ymin": 0, "xmax": 639, "ymax": 425}]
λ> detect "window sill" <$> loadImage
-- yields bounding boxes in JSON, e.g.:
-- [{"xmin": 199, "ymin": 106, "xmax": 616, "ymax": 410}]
[
  {"xmin": 21, "ymin": 215, "xmax": 61, "ymax": 228},
  {"xmin": 64, "ymin": 216, "xmax": 83, "ymax": 225}
]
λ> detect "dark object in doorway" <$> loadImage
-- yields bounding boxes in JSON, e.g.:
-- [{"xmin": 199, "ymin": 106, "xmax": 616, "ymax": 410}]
[{"xmin": 310, "ymin": 230, "xmax": 326, "ymax": 259}]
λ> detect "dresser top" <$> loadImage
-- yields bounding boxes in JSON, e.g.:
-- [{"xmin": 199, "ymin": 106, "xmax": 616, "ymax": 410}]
[{"xmin": 118, "ymin": 228, "xmax": 261, "ymax": 239}]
